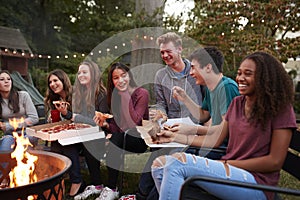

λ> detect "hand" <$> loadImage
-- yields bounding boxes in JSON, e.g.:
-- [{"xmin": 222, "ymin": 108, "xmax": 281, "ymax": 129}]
[
  {"xmin": 71, "ymin": 113, "xmax": 77, "ymax": 122},
  {"xmin": 169, "ymin": 123, "xmax": 197, "ymax": 135},
  {"xmin": 156, "ymin": 130, "xmax": 176, "ymax": 143},
  {"xmin": 93, "ymin": 115, "xmax": 108, "ymax": 127},
  {"xmin": 54, "ymin": 102, "xmax": 68, "ymax": 115},
  {"xmin": 149, "ymin": 109, "xmax": 167, "ymax": 122},
  {"xmin": 172, "ymin": 86, "xmax": 187, "ymax": 102}
]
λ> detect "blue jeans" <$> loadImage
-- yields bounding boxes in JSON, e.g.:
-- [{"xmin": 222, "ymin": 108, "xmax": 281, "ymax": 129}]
[
  {"xmin": 151, "ymin": 153, "xmax": 266, "ymax": 200},
  {"xmin": 0, "ymin": 135, "xmax": 15, "ymax": 152}
]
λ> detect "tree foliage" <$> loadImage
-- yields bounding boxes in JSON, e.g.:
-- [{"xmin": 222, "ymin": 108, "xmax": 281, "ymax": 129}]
[{"xmin": 184, "ymin": 0, "xmax": 300, "ymax": 74}]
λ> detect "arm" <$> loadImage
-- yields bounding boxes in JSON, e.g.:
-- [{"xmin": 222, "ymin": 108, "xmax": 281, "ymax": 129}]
[
  {"xmin": 154, "ymin": 74, "xmax": 168, "ymax": 114},
  {"xmin": 172, "ymin": 86, "xmax": 210, "ymax": 122},
  {"xmin": 226, "ymin": 129, "xmax": 292, "ymax": 173},
  {"xmin": 22, "ymin": 92, "xmax": 39, "ymax": 126},
  {"xmin": 120, "ymin": 89, "xmax": 149, "ymax": 125},
  {"xmin": 157, "ymin": 120, "xmax": 228, "ymax": 148}
]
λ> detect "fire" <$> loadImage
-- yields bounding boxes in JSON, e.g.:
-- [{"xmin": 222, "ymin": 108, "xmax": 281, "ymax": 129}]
[{"xmin": 8, "ymin": 118, "xmax": 38, "ymax": 189}]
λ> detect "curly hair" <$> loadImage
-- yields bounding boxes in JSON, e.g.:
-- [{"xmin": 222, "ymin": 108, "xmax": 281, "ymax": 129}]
[
  {"xmin": 242, "ymin": 52, "xmax": 294, "ymax": 128},
  {"xmin": 44, "ymin": 69, "xmax": 72, "ymax": 114}
]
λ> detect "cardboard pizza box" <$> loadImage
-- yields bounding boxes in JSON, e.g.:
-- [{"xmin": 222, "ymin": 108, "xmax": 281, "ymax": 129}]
[{"xmin": 26, "ymin": 120, "xmax": 100, "ymax": 141}]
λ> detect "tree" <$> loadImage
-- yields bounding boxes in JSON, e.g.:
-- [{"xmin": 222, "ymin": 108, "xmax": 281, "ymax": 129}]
[{"xmin": 183, "ymin": 0, "xmax": 300, "ymax": 74}]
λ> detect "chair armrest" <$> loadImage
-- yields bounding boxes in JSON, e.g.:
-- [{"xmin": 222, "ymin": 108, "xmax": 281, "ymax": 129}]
[{"xmin": 180, "ymin": 176, "xmax": 300, "ymax": 198}]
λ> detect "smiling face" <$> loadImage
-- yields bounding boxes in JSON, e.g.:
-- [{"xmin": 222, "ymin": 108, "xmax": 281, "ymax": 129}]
[
  {"xmin": 159, "ymin": 41, "xmax": 182, "ymax": 67},
  {"xmin": 190, "ymin": 59, "xmax": 206, "ymax": 85},
  {"xmin": 112, "ymin": 68, "xmax": 130, "ymax": 92},
  {"xmin": 236, "ymin": 58, "xmax": 256, "ymax": 96},
  {"xmin": 77, "ymin": 64, "xmax": 91, "ymax": 86},
  {"xmin": 49, "ymin": 74, "xmax": 64, "ymax": 95},
  {"xmin": 0, "ymin": 72, "xmax": 12, "ymax": 93}
]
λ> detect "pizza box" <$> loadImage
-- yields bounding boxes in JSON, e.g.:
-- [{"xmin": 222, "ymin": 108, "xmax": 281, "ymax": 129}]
[
  {"xmin": 58, "ymin": 131, "xmax": 105, "ymax": 146},
  {"xmin": 26, "ymin": 120, "xmax": 100, "ymax": 141},
  {"xmin": 136, "ymin": 117, "xmax": 196, "ymax": 148}
]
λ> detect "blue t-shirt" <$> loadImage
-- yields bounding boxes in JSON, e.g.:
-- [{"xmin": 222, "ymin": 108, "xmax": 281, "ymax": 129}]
[{"xmin": 202, "ymin": 76, "xmax": 239, "ymax": 125}]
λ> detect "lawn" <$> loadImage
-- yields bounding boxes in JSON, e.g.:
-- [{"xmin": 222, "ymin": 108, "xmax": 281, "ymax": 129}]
[{"xmin": 62, "ymin": 152, "xmax": 300, "ymax": 200}]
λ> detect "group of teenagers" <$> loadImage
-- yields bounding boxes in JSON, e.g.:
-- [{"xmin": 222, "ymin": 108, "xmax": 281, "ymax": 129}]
[{"xmin": 0, "ymin": 31, "xmax": 296, "ymax": 200}]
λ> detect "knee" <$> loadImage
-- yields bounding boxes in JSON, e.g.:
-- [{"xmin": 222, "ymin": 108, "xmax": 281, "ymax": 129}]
[
  {"xmin": 152, "ymin": 155, "xmax": 166, "ymax": 168},
  {"xmin": 171, "ymin": 152, "xmax": 186, "ymax": 163},
  {"xmin": 151, "ymin": 153, "xmax": 187, "ymax": 168}
]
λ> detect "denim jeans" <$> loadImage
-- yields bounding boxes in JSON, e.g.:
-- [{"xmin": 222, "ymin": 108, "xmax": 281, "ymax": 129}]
[
  {"xmin": 0, "ymin": 135, "xmax": 15, "ymax": 152},
  {"xmin": 137, "ymin": 148, "xmax": 173, "ymax": 200},
  {"xmin": 151, "ymin": 153, "xmax": 266, "ymax": 200}
]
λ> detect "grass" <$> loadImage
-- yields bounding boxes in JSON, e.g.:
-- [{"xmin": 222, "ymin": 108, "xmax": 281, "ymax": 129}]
[
  {"xmin": 61, "ymin": 153, "xmax": 300, "ymax": 200},
  {"xmin": 278, "ymin": 170, "xmax": 300, "ymax": 200}
]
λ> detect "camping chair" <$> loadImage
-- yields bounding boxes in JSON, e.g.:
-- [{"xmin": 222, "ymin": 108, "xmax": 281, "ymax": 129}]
[{"xmin": 180, "ymin": 129, "xmax": 300, "ymax": 200}]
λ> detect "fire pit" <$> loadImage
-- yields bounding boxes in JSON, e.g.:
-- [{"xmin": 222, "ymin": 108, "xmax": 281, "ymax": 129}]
[{"xmin": 0, "ymin": 150, "xmax": 71, "ymax": 200}]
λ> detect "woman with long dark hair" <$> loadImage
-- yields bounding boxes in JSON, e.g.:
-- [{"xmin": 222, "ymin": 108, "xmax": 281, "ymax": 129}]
[
  {"xmin": 94, "ymin": 62, "xmax": 149, "ymax": 200},
  {"xmin": 0, "ymin": 70, "xmax": 39, "ymax": 152}
]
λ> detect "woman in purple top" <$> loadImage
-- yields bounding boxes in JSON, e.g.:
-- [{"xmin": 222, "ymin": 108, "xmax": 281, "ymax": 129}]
[
  {"xmin": 94, "ymin": 62, "xmax": 149, "ymax": 199},
  {"xmin": 152, "ymin": 52, "xmax": 296, "ymax": 200}
]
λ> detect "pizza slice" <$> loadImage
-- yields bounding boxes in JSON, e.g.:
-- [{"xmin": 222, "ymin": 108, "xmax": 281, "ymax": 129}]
[
  {"xmin": 52, "ymin": 100, "xmax": 70, "ymax": 107},
  {"xmin": 95, "ymin": 111, "xmax": 113, "ymax": 120}
]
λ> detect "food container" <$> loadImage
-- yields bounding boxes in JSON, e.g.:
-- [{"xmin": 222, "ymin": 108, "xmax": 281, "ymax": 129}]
[{"xmin": 26, "ymin": 120, "xmax": 102, "ymax": 143}]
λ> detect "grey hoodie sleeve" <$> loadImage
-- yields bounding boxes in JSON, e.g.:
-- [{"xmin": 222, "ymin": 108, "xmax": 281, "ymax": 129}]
[{"xmin": 154, "ymin": 70, "xmax": 168, "ymax": 115}]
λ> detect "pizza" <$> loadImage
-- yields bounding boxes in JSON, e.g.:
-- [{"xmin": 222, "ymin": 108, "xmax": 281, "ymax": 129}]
[
  {"xmin": 53, "ymin": 100, "xmax": 70, "ymax": 107},
  {"xmin": 95, "ymin": 111, "xmax": 113, "ymax": 120},
  {"xmin": 40, "ymin": 123, "xmax": 91, "ymax": 134}
]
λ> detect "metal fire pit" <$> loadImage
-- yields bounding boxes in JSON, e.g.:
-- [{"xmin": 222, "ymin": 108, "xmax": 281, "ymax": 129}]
[{"xmin": 0, "ymin": 150, "xmax": 71, "ymax": 200}]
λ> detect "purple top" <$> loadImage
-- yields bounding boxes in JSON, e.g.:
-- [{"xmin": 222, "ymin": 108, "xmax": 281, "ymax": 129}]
[
  {"xmin": 223, "ymin": 96, "xmax": 296, "ymax": 200},
  {"xmin": 109, "ymin": 87, "xmax": 149, "ymax": 133}
]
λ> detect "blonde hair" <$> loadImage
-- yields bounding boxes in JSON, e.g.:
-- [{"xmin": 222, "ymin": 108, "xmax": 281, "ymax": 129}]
[{"xmin": 156, "ymin": 32, "xmax": 182, "ymax": 47}]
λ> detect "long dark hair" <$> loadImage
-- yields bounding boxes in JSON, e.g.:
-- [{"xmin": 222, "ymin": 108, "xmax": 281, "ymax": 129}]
[
  {"xmin": 107, "ymin": 62, "xmax": 137, "ymax": 110},
  {"xmin": 0, "ymin": 70, "xmax": 20, "ymax": 117},
  {"xmin": 44, "ymin": 69, "xmax": 72, "ymax": 114}
]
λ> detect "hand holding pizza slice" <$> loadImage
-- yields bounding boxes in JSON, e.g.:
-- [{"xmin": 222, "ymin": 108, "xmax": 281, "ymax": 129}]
[{"xmin": 94, "ymin": 111, "xmax": 113, "ymax": 127}]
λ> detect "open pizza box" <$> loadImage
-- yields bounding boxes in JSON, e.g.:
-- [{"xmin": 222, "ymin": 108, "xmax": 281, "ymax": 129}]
[
  {"xmin": 137, "ymin": 117, "xmax": 195, "ymax": 148},
  {"xmin": 27, "ymin": 120, "xmax": 104, "ymax": 144}
]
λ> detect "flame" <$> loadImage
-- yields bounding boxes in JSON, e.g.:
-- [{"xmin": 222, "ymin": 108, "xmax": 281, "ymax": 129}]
[{"xmin": 8, "ymin": 118, "xmax": 38, "ymax": 192}]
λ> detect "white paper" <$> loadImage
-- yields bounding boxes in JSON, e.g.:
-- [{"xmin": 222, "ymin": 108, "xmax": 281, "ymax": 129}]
[
  {"xmin": 58, "ymin": 131, "xmax": 105, "ymax": 146},
  {"xmin": 163, "ymin": 117, "xmax": 196, "ymax": 127}
]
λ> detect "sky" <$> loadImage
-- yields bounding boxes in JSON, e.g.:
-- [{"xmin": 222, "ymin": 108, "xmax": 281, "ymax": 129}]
[
  {"xmin": 164, "ymin": 0, "xmax": 194, "ymax": 32},
  {"xmin": 164, "ymin": 0, "xmax": 194, "ymax": 18}
]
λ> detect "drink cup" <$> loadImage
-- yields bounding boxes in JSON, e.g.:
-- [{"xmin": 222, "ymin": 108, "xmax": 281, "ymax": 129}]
[{"xmin": 51, "ymin": 109, "xmax": 61, "ymax": 122}]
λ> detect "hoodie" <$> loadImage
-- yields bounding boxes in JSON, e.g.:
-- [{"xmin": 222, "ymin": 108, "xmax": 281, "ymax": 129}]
[{"xmin": 154, "ymin": 58, "xmax": 203, "ymax": 122}]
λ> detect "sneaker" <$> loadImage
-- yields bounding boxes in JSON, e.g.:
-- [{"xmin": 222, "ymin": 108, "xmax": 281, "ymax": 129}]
[
  {"xmin": 119, "ymin": 194, "xmax": 136, "ymax": 200},
  {"xmin": 74, "ymin": 185, "xmax": 104, "ymax": 200},
  {"xmin": 96, "ymin": 187, "xmax": 119, "ymax": 200}
]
